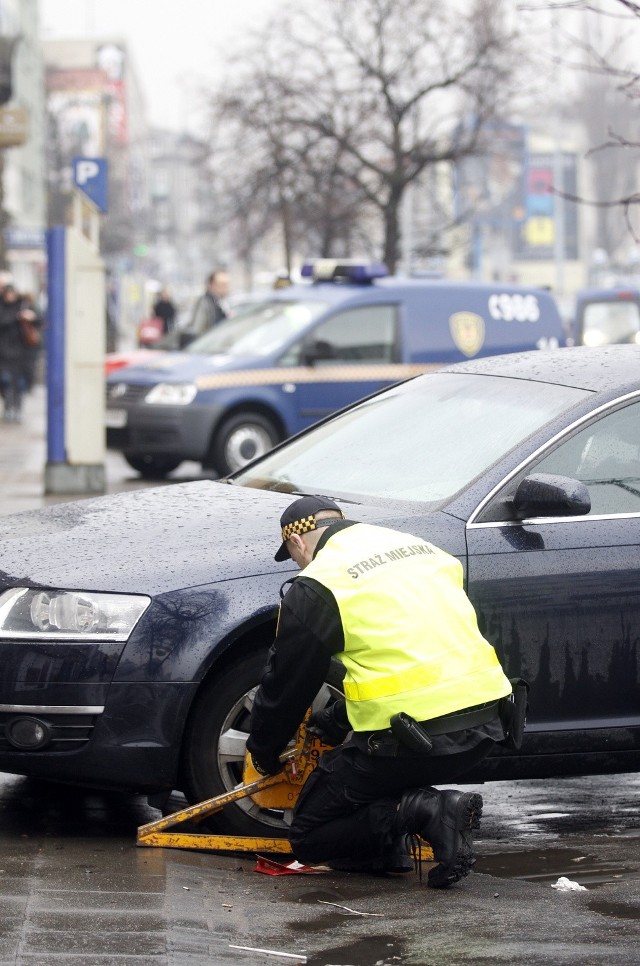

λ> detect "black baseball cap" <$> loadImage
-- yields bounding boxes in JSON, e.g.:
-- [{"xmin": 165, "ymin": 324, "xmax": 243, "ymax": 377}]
[{"xmin": 275, "ymin": 496, "xmax": 344, "ymax": 561}]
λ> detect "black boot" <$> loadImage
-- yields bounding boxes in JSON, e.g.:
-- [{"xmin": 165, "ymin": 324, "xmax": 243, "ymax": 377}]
[
  {"xmin": 382, "ymin": 834, "xmax": 413, "ymax": 874},
  {"xmin": 395, "ymin": 787, "xmax": 483, "ymax": 888}
]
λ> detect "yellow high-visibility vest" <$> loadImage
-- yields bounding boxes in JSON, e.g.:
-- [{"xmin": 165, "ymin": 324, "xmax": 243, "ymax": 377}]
[{"xmin": 303, "ymin": 524, "xmax": 511, "ymax": 732}]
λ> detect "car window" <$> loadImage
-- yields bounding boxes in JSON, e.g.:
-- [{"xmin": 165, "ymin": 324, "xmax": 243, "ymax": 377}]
[
  {"xmin": 533, "ymin": 401, "xmax": 640, "ymax": 515},
  {"xmin": 479, "ymin": 398, "xmax": 640, "ymax": 521},
  {"xmin": 235, "ymin": 372, "xmax": 588, "ymax": 506},
  {"xmin": 185, "ymin": 300, "xmax": 328, "ymax": 357},
  {"xmin": 280, "ymin": 305, "xmax": 397, "ymax": 366}
]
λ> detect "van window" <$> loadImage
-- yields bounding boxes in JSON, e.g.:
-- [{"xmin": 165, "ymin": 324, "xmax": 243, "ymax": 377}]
[
  {"xmin": 581, "ymin": 299, "xmax": 640, "ymax": 346},
  {"xmin": 281, "ymin": 305, "xmax": 397, "ymax": 366}
]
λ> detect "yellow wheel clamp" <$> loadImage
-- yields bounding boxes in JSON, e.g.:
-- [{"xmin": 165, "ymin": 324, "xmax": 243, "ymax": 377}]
[{"xmin": 136, "ymin": 718, "xmax": 433, "ymax": 861}]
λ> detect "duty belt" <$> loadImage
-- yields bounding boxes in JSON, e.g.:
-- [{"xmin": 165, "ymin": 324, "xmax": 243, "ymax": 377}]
[{"xmin": 359, "ymin": 700, "xmax": 500, "ymax": 756}]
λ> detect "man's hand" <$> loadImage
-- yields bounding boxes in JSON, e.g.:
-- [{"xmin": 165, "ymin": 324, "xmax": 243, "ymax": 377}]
[
  {"xmin": 250, "ymin": 753, "xmax": 282, "ymax": 777},
  {"xmin": 306, "ymin": 701, "xmax": 350, "ymax": 747}
]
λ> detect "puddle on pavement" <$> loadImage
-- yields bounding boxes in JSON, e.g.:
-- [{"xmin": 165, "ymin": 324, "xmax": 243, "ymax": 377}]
[
  {"xmin": 290, "ymin": 888, "xmax": 383, "ymax": 933},
  {"xmin": 306, "ymin": 935, "xmax": 404, "ymax": 965},
  {"xmin": 289, "ymin": 914, "xmax": 347, "ymax": 935},
  {"xmin": 476, "ymin": 846, "xmax": 639, "ymax": 888},
  {"xmin": 587, "ymin": 900, "xmax": 640, "ymax": 920}
]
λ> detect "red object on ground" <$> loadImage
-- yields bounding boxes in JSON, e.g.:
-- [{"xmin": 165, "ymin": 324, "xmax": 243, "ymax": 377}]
[{"xmin": 254, "ymin": 856, "xmax": 328, "ymax": 875}]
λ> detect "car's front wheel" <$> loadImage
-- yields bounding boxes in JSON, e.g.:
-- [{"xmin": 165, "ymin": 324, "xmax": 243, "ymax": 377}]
[
  {"xmin": 124, "ymin": 454, "xmax": 182, "ymax": 478},
  {"xmin": 180, "ymin": 650, "xmax": 337, "ymax": 837},
  {"xmin": 210, "ymin": 412, "xmax": 280, "ymax": 477}
]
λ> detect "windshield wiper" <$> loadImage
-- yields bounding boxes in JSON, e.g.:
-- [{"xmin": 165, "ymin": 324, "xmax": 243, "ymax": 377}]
[{"xmin": 586, "ymin": 477, "xmax": 640, "ymax": 498}]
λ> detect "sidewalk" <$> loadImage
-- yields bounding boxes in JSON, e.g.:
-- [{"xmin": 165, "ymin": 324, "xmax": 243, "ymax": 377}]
[
  {"xmin": 0, "ymin": 384, "xmax": 140, "ymax": 518},
  {"xmin": 0, "ymin": 384, "xmax": 206, "ymax": 518},
  {"xmin": 0, "ymin": 384, "xmax": 52, "ymax": 517}
]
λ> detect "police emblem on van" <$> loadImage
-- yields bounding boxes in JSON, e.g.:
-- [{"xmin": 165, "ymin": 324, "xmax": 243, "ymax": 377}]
[{"xmin": 449, "ymin": 311, "xmax": 485, "ymax": 357}]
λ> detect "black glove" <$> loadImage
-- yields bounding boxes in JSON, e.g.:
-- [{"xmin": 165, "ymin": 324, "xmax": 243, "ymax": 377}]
[
  {"xmin": 307, "ymin": 700, "xmax": 351, "ymax": 747},
  {"xmin": 250, "ymin": 752, "xmax": 282, "ymax": 777}
]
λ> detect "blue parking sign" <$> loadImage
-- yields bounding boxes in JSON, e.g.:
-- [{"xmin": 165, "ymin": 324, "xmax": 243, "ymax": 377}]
[{"xmin": 72, "ymin": 156, "xmax": 108, "ymax": 213}]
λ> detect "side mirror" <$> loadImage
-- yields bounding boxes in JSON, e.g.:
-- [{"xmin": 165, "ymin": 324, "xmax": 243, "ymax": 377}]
[
  {"xmin": 302, "ymin": 340, "xmax": 334, "ymax": 366},
  {"xmin": 512, "ymin": 472, "xmax": 591, "ymax": 520}
]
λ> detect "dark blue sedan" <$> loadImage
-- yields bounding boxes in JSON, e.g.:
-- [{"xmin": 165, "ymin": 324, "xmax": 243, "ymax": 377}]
[{"xmin": 1, "ymin": 345, "xmax": 639, "ymax": 836}]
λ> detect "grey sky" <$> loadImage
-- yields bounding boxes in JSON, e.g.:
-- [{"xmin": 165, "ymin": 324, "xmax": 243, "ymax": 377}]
[{"xmin": 40, "ymin": 0, "xmax": 281, "ymax": 130}]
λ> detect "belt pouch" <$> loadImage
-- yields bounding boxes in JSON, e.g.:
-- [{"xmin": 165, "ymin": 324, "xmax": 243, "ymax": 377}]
[{"xmin": 390, "ymin": 712, "xmax": 433, "ymax": 754}]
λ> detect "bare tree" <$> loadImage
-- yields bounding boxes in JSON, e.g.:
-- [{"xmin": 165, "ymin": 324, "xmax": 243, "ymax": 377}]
[
  {"xmin": 208, "ymin": 0, "xmax": 525, "ymax": 273},
  {"xmin": 522, "ymin": 0, "xmax": 640, "ymax": 247},
  {"xmin": 209, "ymin": 74, "xmax": 301, "ymax": 280},
  {"xmin": 576, "ymin": 56, "xmax": 640, "ymax": 254},
  {"xmin": 210, "ymin": 40, "xmax": 373, "ymax": 280}
]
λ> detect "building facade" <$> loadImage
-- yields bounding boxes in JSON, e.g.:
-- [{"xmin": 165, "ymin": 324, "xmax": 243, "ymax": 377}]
[
  {"xmin": 43, "ymin": 37, "xmax": 151, "ymax": 345},
  {"xmin": 0, "ymin": 0, "xmax": 46, "ymax": 296}
]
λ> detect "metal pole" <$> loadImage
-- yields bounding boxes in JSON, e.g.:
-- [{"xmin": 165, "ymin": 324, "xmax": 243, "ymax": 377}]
[
  {"xmin": 46, "ymin": 226, "xmax": 65, "ymax": 464},
  {"xmin": 553, "ymin": 135, "xmax": 565, "ymax": 295},
  {"xmin": 552, "ymin": 14, "xmax": 565, "ymax": 296}
]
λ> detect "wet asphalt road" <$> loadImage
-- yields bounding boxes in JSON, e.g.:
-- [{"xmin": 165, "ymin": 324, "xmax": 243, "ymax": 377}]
[{"xmin": 0, "ymin": 770, "xmax": 638, "ymax": 966}]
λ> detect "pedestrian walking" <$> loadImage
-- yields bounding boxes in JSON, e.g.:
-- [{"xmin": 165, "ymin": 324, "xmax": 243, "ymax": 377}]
[
  {"xmin": 18, "ymin": 292, "xmax": 44, "ymax": 391},
  {"xmin": 0, "ymin": 285, "xmax": 38, "ymax": 422},
  {"xmin": 152, "ymin": 287, "xmax": 177, "ymax": 335},
  {"xmin": 188, "ymin": 270, "xmax": 229, "ymax": 336},
  {"xmin": 247, "ymin": 496, "xmax": 521, "ymax": 888}
]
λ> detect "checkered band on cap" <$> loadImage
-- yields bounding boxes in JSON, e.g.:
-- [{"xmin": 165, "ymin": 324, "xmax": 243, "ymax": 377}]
[
  {"xmin": 281, "ymin": 515, "xmax": 319, "ymax": 542},
  {"xmin": 275, "ymin": 496, "xmax": 345, "ymax": 561}
]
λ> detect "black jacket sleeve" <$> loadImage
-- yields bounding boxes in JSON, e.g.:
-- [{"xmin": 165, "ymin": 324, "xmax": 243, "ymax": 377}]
[{"xmin": 246, "ymin": 577, "xmax": 344, "ymax": 774}]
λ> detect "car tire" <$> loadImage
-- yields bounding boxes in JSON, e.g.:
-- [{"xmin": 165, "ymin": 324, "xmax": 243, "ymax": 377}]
[
  {"xmin": 211, "ymin": 412, "xmax": 280, "ymax": 476},
  {"xmin": 181, "ymin": 650, "xmax": 340, "ymax": 838},
  {"xmin": 124, "ymin": 454, "xmax": 182, "ymax": 479}
]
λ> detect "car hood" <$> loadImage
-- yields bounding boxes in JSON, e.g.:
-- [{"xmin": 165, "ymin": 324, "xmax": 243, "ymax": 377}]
[
  {"xmin": 107, "ymin": 351, "xmax": 263, "ymax": 385},
  {"xmin": 0, "ymin": 482, "xmax": 454, "ymax": 596}
]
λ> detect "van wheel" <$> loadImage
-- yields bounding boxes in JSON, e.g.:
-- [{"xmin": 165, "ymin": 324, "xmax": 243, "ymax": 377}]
[
  {"xmin": 211, "ymin": 412, "xmax": 280, "ymax": 476},
  {"xmin": 181, "ymin": 650, "xmax": 339, "ymax": 837},
  {"xmin": 124, "ymin": 454, "xmax": 182, "ymax": 478}
]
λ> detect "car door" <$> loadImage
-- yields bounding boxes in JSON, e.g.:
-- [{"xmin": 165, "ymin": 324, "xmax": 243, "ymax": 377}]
[
  {"xmin": 465, "ymin": 395, "xmax": 640, "ymax": 754},
  {"xmin": 277, "ymin": 304, "xmax": 400, "ymax": 428}
]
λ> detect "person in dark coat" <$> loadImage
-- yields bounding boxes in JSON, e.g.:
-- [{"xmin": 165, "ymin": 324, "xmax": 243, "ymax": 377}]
[
  {"xmin": 0, "ymin": 285, "xmax": 34, "ymax": 422},
  {"xmin": 152, "ymin": 287, "xmax": 177, "ymax": 335},
  {"xmin": 19, "ymin": 292, "xmax": 44, "ymax": 391}
]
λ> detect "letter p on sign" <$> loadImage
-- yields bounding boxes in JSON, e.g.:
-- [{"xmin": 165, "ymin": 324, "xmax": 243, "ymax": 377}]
[
  {"xmin": 72, "ymin": 156, "xmax": 108, "ymax": 213},
  {"xmin": 75, "ymin": 160, "xmax": 100, "ymax": 185}
]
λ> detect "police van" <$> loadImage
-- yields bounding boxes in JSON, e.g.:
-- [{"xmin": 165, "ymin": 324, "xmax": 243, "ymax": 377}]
[{"xmin": 106, "ymin": 261, "xmax": 566, "ymax": 478}]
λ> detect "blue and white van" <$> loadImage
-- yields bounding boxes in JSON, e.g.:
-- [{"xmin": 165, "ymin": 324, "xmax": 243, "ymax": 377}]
[{"xmin": 106, "ymin": 261, "xmax": 566, "ymax": 478}]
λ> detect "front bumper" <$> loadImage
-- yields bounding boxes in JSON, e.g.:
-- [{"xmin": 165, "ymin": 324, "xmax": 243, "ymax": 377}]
[
  {"xmin": 106, "ymin": 402, "xmax": 223, "ymax": 462},
  {"xmin": 0, "ymin": 681, "xmax": 197, "ymax": 792},
  {"xmin": 0, "ymin": 628, "xmax": 197, "ymax": 792}
]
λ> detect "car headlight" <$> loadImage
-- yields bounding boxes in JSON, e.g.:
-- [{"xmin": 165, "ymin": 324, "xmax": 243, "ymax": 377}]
[
  {"xmin": 583, "ymin": 330, "xmax": 607, "ymax": 347},
  {"xmin": 145, "ymin": 383, "xmax": 197, "ymax": 405},
  {"xmin": 0, "ymin": 588, "xmax": 150, "ymax": 641}
]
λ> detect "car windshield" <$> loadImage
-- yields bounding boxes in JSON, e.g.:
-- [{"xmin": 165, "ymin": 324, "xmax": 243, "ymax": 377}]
[
  {"xmin": 235, "ymin": 372, "xmax": 589, "ymax": 506},
  {"xmin": 184, "ymin": 299, "xmax": 329, "ymax": 357}
]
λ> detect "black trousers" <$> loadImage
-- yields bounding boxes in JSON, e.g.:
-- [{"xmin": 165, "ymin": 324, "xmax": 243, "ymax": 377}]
[{"xmin": 289, "ymin": 737, "xmax": 494, "ymax": 866}]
